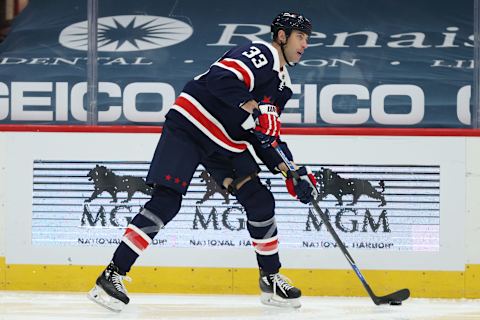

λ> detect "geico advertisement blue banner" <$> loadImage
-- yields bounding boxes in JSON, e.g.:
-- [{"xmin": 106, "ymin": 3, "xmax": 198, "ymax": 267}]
[
  {"xmin": 32, "ymin": 161, "xmax": 440, "ymax": 252},
  {"xmin": 0, "ymin": 0, "xmax": 473, "ymax": 127}
]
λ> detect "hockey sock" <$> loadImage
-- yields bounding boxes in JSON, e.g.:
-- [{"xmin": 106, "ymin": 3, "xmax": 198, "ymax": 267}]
[
  {"xmin": 112, "ymin": 186, "xmax": 182, "ymax": 273},
  {"xmin": 235, "ymin": 178, "xmax": 281, "ymax": 273}
]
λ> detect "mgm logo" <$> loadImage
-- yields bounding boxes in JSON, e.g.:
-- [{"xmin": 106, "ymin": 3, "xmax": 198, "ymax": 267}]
[
  {"xmin": 79, "ymin": 165, "xmax": 391, "ymax": 234},
  {"xmin": 81, "ymin": 204, "xmax": 137, "ymax": 227},
  {"xmin": 193, "ymin": 206, "xmax": 246, "ymax": 231},
  {"xmin": 81, "ymin": 165, "xmax": 151, "ymax": 227},
  {"xmin": 193, "ymin": 170, "xmax": 391, "ymax": 234},
  {"xmin": 305, "ymin": 208, "xmax": 391, "ymax": 233},
  {"xmin": 191, "ymin": 206, "xmax": 391, "ymax": 234}
]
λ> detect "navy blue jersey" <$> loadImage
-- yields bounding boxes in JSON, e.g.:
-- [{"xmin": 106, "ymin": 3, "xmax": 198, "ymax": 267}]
[{"xmin": 167, "ymin": 41, "xmax": 293, "ymax": 155}]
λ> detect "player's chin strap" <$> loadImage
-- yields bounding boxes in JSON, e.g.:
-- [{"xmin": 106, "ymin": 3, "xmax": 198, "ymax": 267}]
[{"xmin": 280, "ymin": 41, "xmax": 296, "ymax": 67}]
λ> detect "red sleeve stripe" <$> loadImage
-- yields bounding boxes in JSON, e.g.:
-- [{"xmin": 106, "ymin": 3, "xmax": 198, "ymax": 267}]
[
  {"xmin": 214, "ymin": 58, "xmax": 255, "ymax": 92},
  {"xmin": 171, "ymin": 92, "xmax": 249, "ymax": 153},
  {"xmin": 122, "ymin": 225, "xmax": 152, "ymax": 255}
]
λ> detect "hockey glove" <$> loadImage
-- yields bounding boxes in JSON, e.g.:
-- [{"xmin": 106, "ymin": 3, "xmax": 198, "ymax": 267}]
[
  {"xmin": 286, "ymin": 166, "xmax": 317, "ymax": 204},
  {"xmin": 252, "ymin": 104, "xmax": 281, "ymax": 148}
]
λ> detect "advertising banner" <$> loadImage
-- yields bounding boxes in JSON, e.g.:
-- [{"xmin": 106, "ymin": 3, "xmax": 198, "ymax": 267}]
[
  {"xmin": 0, "ymin": 0, "xmax": 473, "ymax": 127},
  {"xmin": 32, "ymin": 160, "xmax": 440, "ymax": 252}
]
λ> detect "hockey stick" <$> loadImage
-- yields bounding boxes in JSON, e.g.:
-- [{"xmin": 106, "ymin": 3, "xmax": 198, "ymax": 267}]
[{"xmin": 271, "ymin": 141, "xmax": 410, "ymax": 305}]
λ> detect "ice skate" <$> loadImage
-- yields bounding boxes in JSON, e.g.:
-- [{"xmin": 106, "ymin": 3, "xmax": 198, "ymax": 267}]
[
  {"xmin": 87, "ymin": 262, "xmax": 131, "ymax": 312},
  {"xmin": 259, "ymin": 270, "xmax": 302, "ymax": 308}
]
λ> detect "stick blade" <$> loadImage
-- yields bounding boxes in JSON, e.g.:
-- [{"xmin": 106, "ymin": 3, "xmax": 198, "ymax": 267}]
[{"xmin": 374, "ymin": 288, "xmax": 410, "ymax": 305}]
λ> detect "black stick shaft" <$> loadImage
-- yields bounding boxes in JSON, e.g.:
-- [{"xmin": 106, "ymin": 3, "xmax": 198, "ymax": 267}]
[
  {"xmin": 272, "ymin": 144, "xmax": 380, "ymax": 303},
  {"xmin": 310, "ymin": 200, "xmax": 378, "ymax": 302}
]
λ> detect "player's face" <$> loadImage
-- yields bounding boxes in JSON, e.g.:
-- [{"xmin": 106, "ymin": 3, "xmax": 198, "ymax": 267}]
[{"xmin": 284, "ymin": 30, "xmax": 309, "ymax": 63}]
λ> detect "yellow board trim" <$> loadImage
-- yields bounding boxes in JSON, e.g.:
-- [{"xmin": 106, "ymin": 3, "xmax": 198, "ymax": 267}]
[
  {"xmin": 466, "ymin": 264, "xmax": 480, "ymax": 298},
  {"xmin": 2, "ymin": 258, "xmax": 479, "ymax": 299},
  {"xmin": 0, "ymin": 256, "xmax": 5, "ymax": 289}
]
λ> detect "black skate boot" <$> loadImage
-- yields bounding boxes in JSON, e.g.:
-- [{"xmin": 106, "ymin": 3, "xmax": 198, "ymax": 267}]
[
  {"xmin": 259, "ymin": 269, "xmax": 302, "ymax": 308},
  {"xmin": 87, "ymin": 262, "xmax": 131, "ymax": 312}
]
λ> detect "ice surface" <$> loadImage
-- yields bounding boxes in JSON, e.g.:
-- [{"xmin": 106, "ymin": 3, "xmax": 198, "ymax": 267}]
[{"xmin": 1, "ymin": 291, "xmax": 479, "ymax": 320}]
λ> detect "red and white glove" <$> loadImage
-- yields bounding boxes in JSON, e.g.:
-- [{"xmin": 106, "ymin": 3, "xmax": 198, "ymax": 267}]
[
  {"xmin": 285, "ymin": 166, "xmax": 317, "ymax": 204},
  {"xmin": 252, "ymin": 104, "xmax": 281, "ymax": 148}
]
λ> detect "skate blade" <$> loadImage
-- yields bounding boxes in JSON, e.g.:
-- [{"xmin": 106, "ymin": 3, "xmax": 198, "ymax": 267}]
[
  {"xmin": 87, "ymin": 285, "xmax": 126, "ymax": 312},
  {"xmin": 260, "ymin": 292, "xmax": 301, "ymax": 309}
]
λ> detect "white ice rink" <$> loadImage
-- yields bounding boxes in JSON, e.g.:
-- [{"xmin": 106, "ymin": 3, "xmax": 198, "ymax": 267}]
[{"xmin": 1, "ymin": 292, "xmax": 480, "ymax": 320}]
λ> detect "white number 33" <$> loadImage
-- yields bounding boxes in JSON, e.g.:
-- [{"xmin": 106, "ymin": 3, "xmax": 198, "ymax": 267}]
[{"xmin": 242, "ymin": 46, "xmax": 268, "ymax": 68}]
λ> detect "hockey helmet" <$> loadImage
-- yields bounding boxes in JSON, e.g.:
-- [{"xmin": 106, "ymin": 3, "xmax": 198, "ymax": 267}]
[{"xmin": 271, "ymin": 12, "xmax": 312, "ymax": 38}]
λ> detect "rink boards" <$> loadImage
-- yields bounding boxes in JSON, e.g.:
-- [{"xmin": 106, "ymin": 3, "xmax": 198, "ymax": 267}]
[{"xmin": 0, "ymin": 130, "xmax": 479, "ymax": 298}]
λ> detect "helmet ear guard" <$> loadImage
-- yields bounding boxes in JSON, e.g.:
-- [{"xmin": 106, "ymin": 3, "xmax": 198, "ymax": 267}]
[{"xmin": 271, "ymin": 12, "xmax": 312, "ymax": 40}]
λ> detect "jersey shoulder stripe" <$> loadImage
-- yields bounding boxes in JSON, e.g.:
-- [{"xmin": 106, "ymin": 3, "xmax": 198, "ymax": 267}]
[{"xmin": 213, "ymin": 58, "xmax": 255, "ymax": 91}]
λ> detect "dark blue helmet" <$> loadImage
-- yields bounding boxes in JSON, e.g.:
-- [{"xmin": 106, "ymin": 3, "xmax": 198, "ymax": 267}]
[{"xmin": 271, "ymin": 12, "xmax": 312, "ymax": 38}]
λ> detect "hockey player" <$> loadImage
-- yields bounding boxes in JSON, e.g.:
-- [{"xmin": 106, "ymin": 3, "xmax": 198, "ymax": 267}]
[{"xmin": 88, "ymin": 12, "xmax": 316, "ymax": 312}]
